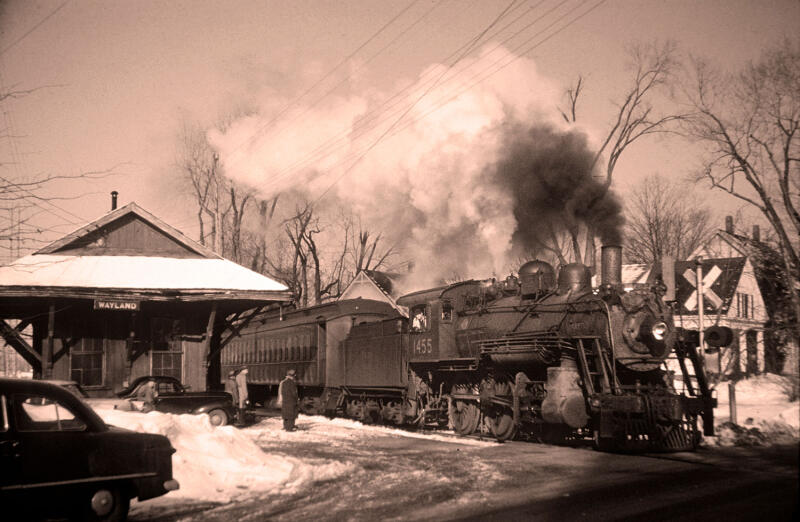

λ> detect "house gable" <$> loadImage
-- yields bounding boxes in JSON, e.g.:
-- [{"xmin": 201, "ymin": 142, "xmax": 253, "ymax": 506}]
[
  {"xmin": 36, "ymin": 202, "xmax": 218, "ymax": 259},
  {"xmin": 690, "ymin": 231, "xmax": 746, "ymax": 259},
  {"xmin": 47, "ymin": 213, "xmax": 201, "ymax": 257}
]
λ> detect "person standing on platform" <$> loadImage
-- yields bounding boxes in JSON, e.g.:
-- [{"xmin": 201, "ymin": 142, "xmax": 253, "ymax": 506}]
[
  {"xmin": 278, "ymin": 369, "xmax": 299, "ymax": 431},
  {"xmin": 235, "ymin": 367, "xmax": 249, "ymax": 425},
  {"xmin": 225, "ymin": 370, "xmax": 239, "ymax": 411}
]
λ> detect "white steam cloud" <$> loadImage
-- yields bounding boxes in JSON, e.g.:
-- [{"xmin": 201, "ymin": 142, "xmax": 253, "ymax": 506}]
[{"xmin": 208, "ymin": 45, "xmax": 571, "ymax": 290}]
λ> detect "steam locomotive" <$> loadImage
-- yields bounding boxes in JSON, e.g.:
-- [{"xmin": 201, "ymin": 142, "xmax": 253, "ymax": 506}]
[{"xmin": 222, "ymin": 245, "xmax": 723, "ymax": 452}]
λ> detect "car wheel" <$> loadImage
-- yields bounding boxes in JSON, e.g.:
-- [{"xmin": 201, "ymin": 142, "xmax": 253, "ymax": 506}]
[
  {"xmin": 83, "ymin": 485, "xmax": 130, "ymax": 522},
  {"xmin": 208, "ymin": 408, "xmax": 229, "ymax": 426}
]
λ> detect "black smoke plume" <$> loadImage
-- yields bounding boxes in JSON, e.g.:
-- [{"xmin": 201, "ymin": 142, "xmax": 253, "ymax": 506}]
[{"xmin": 492, "ymin": 122, "xmax": 624, "ymax": 258}]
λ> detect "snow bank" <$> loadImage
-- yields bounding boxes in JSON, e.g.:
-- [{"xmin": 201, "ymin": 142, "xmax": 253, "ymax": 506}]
[
  {"xmin": 711, "ymin": 373, "xmax": 799, "ymax": 446},
  {"xmin": 93, "ymin": 408, "xmax": 490, "ymax": 505},
  {"xmin": 95, "ymin": 409, "xmax": 354, "ymax": 503},
  {"xmin": 246, "ymin": 414, "xmax": 497, "ymax": 447}
]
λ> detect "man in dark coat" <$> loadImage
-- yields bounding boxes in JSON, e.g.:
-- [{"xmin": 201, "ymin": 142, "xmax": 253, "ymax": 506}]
[
  {"xmin": 278, "ymin": 369, "xmax": 299, "ymax": 431},
  {"xmin": 235, "ymin": 367, "xmax": 249, "ymax": 426}
]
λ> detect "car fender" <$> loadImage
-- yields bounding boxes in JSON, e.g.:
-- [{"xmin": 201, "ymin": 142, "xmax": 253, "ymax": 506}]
[{"xmin": 192, "ymin": 401, "xmax": 235, "ymax": 416}]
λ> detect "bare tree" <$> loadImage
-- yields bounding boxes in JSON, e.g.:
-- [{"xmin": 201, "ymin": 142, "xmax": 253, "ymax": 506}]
[
  {"xmin": 176, "ymin": 116, "xmax": 257, "ymax": 261},
  {"xmin": 347, "ymin": 213, "xmax": 398, "ymax": 274},
  {"xmin": 1, "ymin": 86, "xmax": 118, "ymax": 260},
  {"xmin": 624, "ymin": 174, "xmax": 716, "ymax": 264},
  {"xmin": 248, "ymin": 196, "xmax": 279, "ymax": 273},
  {"xmin": 682, "ymin": 38, "xmax": 800, "ymax": 341},
  {"xmin": 176, "ymin": 120, "xmax": 217, "ymax": 248},
  {"xmin": 556, "ymin": 41, "xmax": 681, "ymax": 269}
]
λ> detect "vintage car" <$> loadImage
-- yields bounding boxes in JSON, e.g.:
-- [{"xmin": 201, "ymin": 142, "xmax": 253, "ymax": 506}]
[
  {"xmin": 0, "ymin": 378, "xmax": 179, "ymax": 521},
  {"xmin": 115, "ymin": 375, "xmax": 237, "ymax": 426}
]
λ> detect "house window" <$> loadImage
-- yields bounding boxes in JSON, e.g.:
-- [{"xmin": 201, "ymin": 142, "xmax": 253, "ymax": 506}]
[
  {"xmin": 150, "ymin": 318, "xmax": 182, "ymax": 380},
  {"xmin": 70, "ymin": 338, "xmax": 103, "ymax": 387},
  {"xmin": 736, "ymin": 293, "xmax": 753, "ymax": 319}
]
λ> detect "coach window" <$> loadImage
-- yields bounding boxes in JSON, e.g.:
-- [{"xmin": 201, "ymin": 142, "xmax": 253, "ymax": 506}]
[
  {"xmin": 441, "ymin": 300, "xmax": 453, "ymax": 322},
  {"xmin": 411, "ymin": 304, "xmax": 429, "ymax": 332}
]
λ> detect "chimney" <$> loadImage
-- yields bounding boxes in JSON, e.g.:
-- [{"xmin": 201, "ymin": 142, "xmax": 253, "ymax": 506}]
[
  {"xmin": 600, "ymin": 245, "xmax": 622, "ymax": 287},
  {"xmin": 752, "ymin": 224, "xmax": 760, "ymax": 242},
  {"xmin": 725, "ymin": 215, "xmax": 733, "ymax": 234},
  {"xmin": 111, "ymin": 191, "xmax": 118, "ymax": 210}
]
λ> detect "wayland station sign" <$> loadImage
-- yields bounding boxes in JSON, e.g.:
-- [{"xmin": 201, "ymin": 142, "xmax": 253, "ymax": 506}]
[{"xmin": 93, "ymin": 299, "xmax": 141, "ymax": 311}]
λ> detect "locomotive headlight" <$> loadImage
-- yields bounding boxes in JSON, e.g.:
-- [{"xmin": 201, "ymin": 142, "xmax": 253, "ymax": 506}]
[{"xmin": 652, "ymin": 321, "xmax": 668, "ymax": 341}]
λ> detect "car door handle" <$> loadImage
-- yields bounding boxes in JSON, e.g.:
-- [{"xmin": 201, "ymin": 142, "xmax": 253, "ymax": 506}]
[{"xmin": 0, "ymin": 440, "xmax": 21, "ymax": 458}]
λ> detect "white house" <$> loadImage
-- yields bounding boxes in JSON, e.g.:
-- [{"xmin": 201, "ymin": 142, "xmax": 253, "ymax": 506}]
[{"xmin": 688, "ymin": 218, "xmax": 798, "ymax": 376}]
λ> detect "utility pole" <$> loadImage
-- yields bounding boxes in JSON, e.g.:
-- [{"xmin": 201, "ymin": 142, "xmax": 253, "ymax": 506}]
[
  {"xmin": 212, "ymin": 152, "xmax": 222, "ymax": 254},
  {"xmin": 695, "ymin": 258, "xmax": 705, "ymax": 360}
]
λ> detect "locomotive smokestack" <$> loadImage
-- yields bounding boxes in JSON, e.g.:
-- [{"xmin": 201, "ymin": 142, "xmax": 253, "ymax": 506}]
[
  {"xmin": 111, "ymin": 191, "xmax": 118, "ymax": 211},
  {"xmin": 601, "ymin": 245, "xmax": 622, "ymax": 287}
]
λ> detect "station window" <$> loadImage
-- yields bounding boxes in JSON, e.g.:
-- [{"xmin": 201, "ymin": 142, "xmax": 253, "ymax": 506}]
[
  {"xmin": 150, "ymin": 318, "xmax": 182, "ymax": 381},
  {"xmin": 70, "ymin": 338, "xmax": 104, "ymax": 387}
]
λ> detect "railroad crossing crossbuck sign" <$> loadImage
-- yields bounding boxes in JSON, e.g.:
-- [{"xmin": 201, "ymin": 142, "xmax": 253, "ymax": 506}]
[{"xmin": 682, "ymin": 264, "xmax": 722, "ymax": 311}]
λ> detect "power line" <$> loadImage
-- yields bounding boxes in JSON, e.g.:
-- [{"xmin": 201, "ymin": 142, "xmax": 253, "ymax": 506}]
[
  {"xmin": 252, "ymin": 0, "xmax": 574, "ymax": 196},
  {"xmin": 0, "ymin": 1, "xmax": 71, "ymax": 57},
  {"xmin": 306, "ymin": 0, "xmax": 608, "ymax": 204},
  {"xmin": 225, "ymin": 0, "xmax": 426, "ymax": 162},
  {"xmin": 312, "ymin": 0, "xmax": 525, "ymax": 204}
]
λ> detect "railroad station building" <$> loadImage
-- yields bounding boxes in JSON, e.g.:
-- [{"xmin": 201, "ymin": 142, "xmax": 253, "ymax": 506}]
[{"xmin": 0, "ymin": 197, "xmax": 291, "ymax": 395}]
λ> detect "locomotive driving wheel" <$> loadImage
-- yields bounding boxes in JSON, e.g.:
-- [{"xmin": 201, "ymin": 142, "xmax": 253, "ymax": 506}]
[
  {"xmin": 489, "ymin": 409, "xmax": 517, "ymax": 442},
  {"xmin": 450, "ymin": 400, "xmax": 480, "ymax": 436}
]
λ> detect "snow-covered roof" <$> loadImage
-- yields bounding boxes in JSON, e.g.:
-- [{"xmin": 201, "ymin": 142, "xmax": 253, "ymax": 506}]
[
  {"xmin": 339, "ymin": 270, "xmax": 407, "ymax": 315},
  {"xmin": 0, "ymin": 200, "xmax": 291, "ymax": 302},
  {"xmin": 622, "ymin": 264, "xmax": 651, "ymax": 285},
  {"xmin": 0, "ymin": 254, "xmax": 288, "ymax": 294}
]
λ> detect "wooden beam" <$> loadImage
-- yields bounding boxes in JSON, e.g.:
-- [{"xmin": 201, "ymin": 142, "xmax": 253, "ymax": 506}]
[
  {"xmin": 53, "ymin": 337, "xmax": 79, "ymax": 363},
  {"xmin": 208, "ymin": 306, "xmax": 265, "ymax": 362},
  {"xmin": 0, "ymin": 319, "xmax": 41, "ymax": 370},
  {"xmin": 203, "ymin": 303, "xmax": 218, "ymax": 365},
  {"xmin": 43, "ymin": 303, "xmax": 55, "ymax": 379}
]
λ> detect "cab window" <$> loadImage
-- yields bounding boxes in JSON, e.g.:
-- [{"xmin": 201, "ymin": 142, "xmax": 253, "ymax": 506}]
[
  {"xmin": 13, "ymin": 394, "xmax": 87, "ymax": 432},
  {"xmin": 410, "ymin": 304, "xmax": 429, "ymax": 332},
  {"xmin": 441, "ymin": 300, "xmax": 453, "ymax": 322}
]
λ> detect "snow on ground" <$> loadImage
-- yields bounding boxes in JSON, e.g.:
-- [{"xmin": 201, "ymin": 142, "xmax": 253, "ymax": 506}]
[
  {"xmin": 709, "ymin": 373, "xmax": 799, "ymax": 446},
  {"xmin": 245, "ymin": 414, "xmax": 497, "ymax": 448},
  {"xmin": 93, "ymin": 407, "xmax": 494, "ymax": 505},
  {"xmin": 89, "ymin": 374, "xmax": 798, "ymax": 510}
]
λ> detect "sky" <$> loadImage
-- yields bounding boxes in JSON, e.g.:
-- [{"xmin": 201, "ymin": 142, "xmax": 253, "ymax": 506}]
[{"xmin": 0, "ymin": 0, "xmax": 798, "ymax": 267}]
